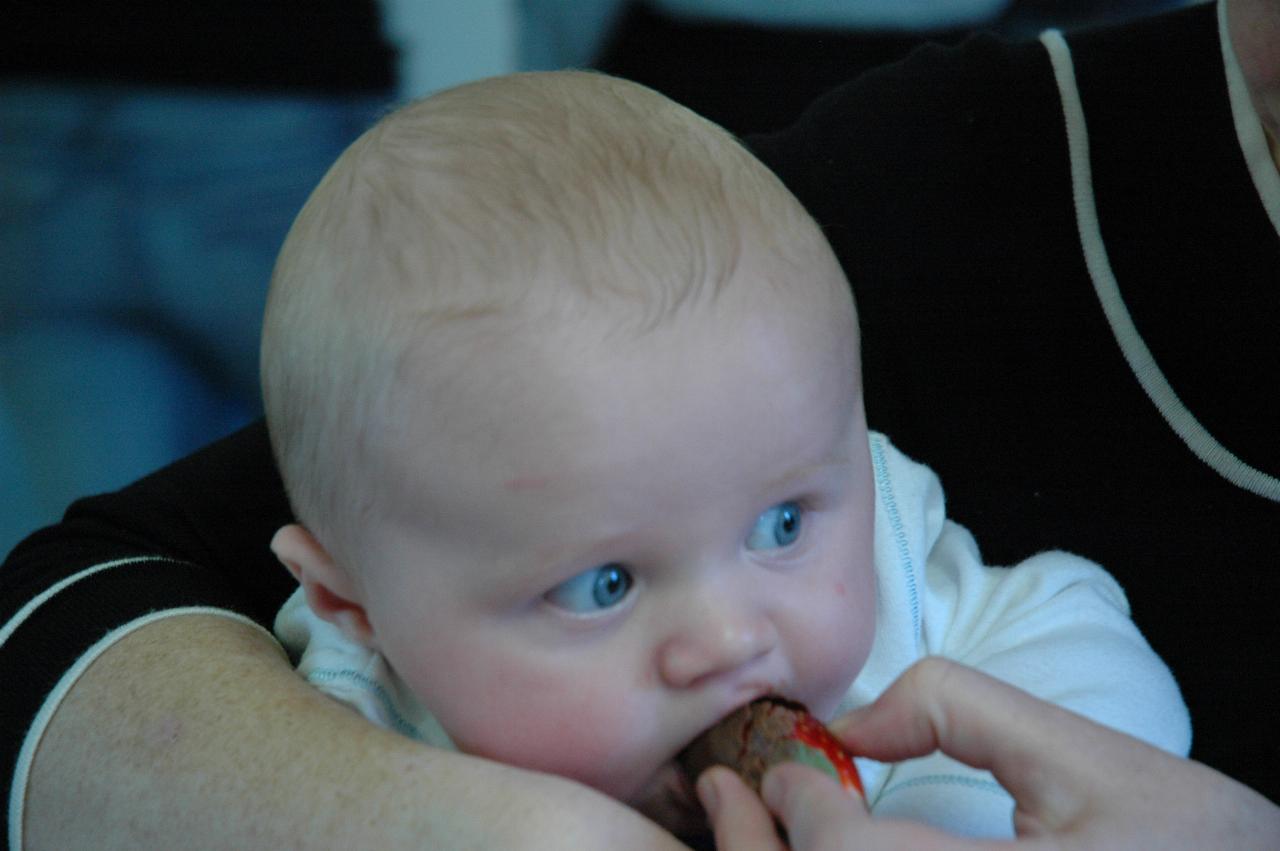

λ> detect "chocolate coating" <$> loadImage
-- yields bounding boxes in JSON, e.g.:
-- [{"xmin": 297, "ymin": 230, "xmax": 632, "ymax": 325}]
[{"xmin": 680, "ymin": 696, "xmax": 836, "ymax": 795}]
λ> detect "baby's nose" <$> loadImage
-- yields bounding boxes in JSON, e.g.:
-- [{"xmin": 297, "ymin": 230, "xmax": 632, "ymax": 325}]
[{"xmin": 657, "ymin": 600, "xmax": 779, "ymax": 688}]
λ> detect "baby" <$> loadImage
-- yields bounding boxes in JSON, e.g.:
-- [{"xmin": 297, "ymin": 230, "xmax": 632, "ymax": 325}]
[{"xmin": 264, "ymin": 70, "xmax": 1188, "ymax": 838}]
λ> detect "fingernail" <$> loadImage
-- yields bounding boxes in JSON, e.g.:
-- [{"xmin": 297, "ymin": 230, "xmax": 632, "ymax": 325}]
[
  {"xmin": 696, "ymin": 772, "xmax": 720, "ymax": 816},
  {"xmin": 829, "ymin": 706, "xmax": 868, "ymax": 735}
]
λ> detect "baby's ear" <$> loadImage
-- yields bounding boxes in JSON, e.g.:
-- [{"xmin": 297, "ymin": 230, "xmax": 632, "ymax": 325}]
[{"xmin": 271, "ymin": 524, "xmax": 377, "ymax": 648}]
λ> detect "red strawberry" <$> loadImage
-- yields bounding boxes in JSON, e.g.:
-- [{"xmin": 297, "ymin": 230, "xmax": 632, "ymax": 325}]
[{"xmin": 790, "ymin": 709, "xmax": 865, "ymax": 797}]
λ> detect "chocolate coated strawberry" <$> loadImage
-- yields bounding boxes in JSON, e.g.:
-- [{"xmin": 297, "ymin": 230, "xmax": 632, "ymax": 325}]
[{"xmin": 679, "ymin": 696, "xmax": 865, "ymax": 800}]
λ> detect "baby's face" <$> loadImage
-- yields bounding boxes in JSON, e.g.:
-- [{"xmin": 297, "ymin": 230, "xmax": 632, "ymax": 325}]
[{"xmin": 353, "ymin": 243, "xmax": 876, "ymax": 814}]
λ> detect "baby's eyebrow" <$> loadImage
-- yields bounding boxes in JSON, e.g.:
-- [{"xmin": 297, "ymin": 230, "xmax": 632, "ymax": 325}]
[
  {"xmin": 763, "ymin": 457, "xmax": 857, "ymax": 494},
  {"xmin": 502, "ymin": 474, "xmax": 554, "ymax": 492}
]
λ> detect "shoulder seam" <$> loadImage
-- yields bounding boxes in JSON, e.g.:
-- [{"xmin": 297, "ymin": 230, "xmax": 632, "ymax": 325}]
[{"xmin": 0, "ymin": 555, "xmax": 194, "ymax": 650}]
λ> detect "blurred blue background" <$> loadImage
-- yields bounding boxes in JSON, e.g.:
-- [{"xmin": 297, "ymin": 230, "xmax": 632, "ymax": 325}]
[{"xmin": 0, "ymin": 0, "xmax": 1190, "ymax": 556}]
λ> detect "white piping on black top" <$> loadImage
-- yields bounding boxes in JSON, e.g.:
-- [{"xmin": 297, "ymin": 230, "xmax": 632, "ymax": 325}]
[{"xmin": 1040, "ymin": 16, "xmax": 1280, "ymax": 503}]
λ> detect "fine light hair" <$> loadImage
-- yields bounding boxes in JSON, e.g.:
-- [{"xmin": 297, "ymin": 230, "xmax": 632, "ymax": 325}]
[{"xmin": 261, "ymin": 70, "xmax": 831, "ymax": 567}]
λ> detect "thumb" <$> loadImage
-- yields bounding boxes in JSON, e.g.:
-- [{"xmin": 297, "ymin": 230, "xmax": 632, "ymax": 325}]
[
  {"xmin": 697, "ymin": 767, "xmax": 787, "ymax": 851},
  {"xmin": 764, "ymin": 762, "xmax": 1015, "ymax": 851},
  {"xmin": 761, "ymin": 763, "xmax": 869, "ymax": 850}
]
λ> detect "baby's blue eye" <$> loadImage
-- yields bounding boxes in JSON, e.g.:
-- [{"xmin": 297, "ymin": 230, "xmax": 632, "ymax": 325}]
[
  {"xmin": 746, "ymin": 501, "xmax": 803, "ymax": 550},
  {"xmin": 544, "ymin": 563, "xmax": 634, "ymax": 613}
]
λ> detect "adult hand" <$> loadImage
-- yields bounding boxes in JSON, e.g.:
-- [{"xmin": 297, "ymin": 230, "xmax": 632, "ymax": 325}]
[{"xmin": 696, "ymin": 657, "xmax": 1280, "ymax": 850}]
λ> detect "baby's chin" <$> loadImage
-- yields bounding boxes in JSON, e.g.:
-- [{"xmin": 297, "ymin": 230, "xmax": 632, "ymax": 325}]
[{"xmin": 627, "ymin": 759, "xmax": 708, "ymax": 839}]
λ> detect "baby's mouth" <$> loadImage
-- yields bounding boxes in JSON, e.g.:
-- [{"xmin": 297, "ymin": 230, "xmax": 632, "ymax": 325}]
[
  {"xmin": 634, "ymin": 698, "xmax": 791, "ymax": 838},
  {"xmin": 631, "ymin": 759, "xmax": 707, "ymax": 838}
]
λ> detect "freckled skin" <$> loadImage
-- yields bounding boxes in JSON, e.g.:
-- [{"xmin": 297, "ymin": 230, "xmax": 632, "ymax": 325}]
[{"xmin": 503, "ymin": 476, "xmax": 554, "ymax": 493}]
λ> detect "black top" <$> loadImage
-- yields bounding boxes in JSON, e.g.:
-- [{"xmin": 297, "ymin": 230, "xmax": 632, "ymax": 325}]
[
  {"xmin": 2, "ymin": 2, "xmax": 1276, "ymax": 834},
  {"xmin": 752, "ymin": 1, "xmax": 1279, "ymax": 796}
]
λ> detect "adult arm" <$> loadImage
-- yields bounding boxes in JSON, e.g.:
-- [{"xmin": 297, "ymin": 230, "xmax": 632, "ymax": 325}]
[
  {"xmin": 1, "ymin": 422, "xmax": 285, "ymax": 844},
  {"xmin": 24, "ymin": 614, "xmax": 687, "ymax": 850},
  {"xmin": 700, "ymin": 658, "xmax": 1280, "ymax": 851}
]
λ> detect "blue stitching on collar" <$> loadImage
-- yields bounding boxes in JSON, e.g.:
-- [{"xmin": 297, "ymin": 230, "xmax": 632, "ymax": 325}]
[
  {"xmin": 306, "ymin": 668, "xmax": 424, "ymax": 741},
  {"xmin": 870, "ymin": 435, "xmax": 921, "ymax": 642}
]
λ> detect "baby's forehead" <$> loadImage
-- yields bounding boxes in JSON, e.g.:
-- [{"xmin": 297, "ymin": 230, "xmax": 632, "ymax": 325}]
[
  {"xmin": 374, "ymin": 286, "xmax": 863, "ymax": 567},
  {"xmin": 394, "ymin": 241, "xmax": 857, "ymax": 426}
]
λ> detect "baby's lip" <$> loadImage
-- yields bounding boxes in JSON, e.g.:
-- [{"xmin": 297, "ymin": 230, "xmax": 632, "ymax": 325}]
[{"xmin": 671, "ymin": 760, "xmax": 698, "ymax": 804}]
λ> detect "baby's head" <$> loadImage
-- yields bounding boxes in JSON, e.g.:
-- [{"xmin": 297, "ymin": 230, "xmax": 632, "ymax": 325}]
[{"xmin": 263, "ymin": 71, "xmax": 877, "ymax": 823}]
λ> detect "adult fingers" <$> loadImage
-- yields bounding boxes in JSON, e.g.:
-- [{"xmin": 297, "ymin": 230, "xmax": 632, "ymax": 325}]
[
  {"xmin": 828, "ymin": 658, "xmax": 1123, "ymax": 830},
  {"xmin": 832, "ymin": 661, "xmax": 1280, "ymax": 849},
  {"xmin": 830, "ymin": 658, "xmax": 1035, "ymax": 763},
  {"xmin": 762, "ymin": 763, "xmax": 1005, "ymax": 851},
  {"xmin": 696, "ymin": 767, "xmax": 788, "ymax": 851}
]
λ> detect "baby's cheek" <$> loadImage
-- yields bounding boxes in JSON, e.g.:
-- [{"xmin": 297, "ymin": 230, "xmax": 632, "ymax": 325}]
[
  {"xmin": 440, "ymin": 664, "xmax": 655, "ymax": 797},
  {"xmin": 486, "ymin": 696, "xmax": 600, "ymax": 761},
  {"xmin": 794, "ymin": 565, "xmax": 877, "ymax": 716}
]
